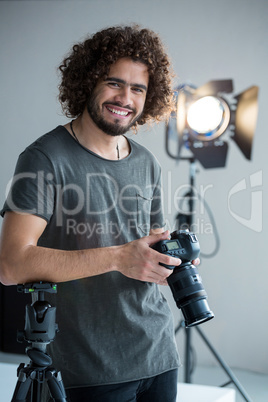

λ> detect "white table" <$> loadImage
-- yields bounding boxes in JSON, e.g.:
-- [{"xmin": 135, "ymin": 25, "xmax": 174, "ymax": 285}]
[{"xmin": 177, "ymin": 382, "xmax": 236, "ymax": 402}]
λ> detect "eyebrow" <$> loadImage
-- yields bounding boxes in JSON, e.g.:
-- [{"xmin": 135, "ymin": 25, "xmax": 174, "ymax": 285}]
[{"xmin": 104, "ymin": 77, "xmax": 147, "ymax": 92}]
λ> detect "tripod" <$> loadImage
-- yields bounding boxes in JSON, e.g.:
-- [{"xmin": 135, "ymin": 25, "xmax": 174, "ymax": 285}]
[
  {"xmin": 11, "ymin": 282, "xmax": 67, "ymax": 402},
  {"xmin": 175, "ymin": 158, "xmax": 253, "ymax": 402}
]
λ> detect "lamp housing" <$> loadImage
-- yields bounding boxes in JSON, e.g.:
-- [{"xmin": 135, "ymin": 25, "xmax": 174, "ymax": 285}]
[{"xmin": 166, "ymin": 79, "xmax": 259, "ymax": 168}]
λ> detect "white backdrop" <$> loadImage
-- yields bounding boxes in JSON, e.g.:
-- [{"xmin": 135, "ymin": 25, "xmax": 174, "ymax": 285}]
[{"xmin": 0, "ymin": 0, "xmax": 267, "ymax": 374}]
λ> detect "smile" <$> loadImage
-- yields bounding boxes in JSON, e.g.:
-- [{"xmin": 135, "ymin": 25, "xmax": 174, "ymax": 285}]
[{"xmin": 106, "ymin": 106, "xmax": 131, "ymax": 117}]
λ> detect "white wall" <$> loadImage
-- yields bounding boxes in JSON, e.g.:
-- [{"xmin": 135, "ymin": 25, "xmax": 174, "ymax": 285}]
[{"xmin": 1, "ymin": 0, "xmax": 267, "ymax": 374}]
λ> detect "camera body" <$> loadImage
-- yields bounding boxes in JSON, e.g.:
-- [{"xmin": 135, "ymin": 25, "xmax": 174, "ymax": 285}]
[
  {"xmin": 152, "ymin": 230, "xmax": 214, "ymax": 327},
  {"xmin": 151, "ymin": 230, "xmax": 200, "ymax": 268}
]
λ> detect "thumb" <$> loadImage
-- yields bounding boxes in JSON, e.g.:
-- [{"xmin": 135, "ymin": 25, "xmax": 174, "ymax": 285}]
[{"xmin": 146, "ymin": 230, "xmax": 170, "ymax": 246}]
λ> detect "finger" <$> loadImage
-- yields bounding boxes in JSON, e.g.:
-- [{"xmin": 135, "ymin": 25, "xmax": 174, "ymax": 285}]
[
  {"xmin": 158, "ymin": 253, "xmax": 182, "ymax": 267},
  {"xmin": 155, "ymin": 278, "xmax": 169, "ymax": 286},
  {"xmin": 147, "ymin": 265, "xmax": 173, "ymax": 284},
  {"xmin": 152, "ymin": 265, "xmax": 173, "ymax": 278},
  {"xmin": 192, "ymin": 258, "xmax": 200, "ymax": 266},
  {"xmin": 149, "ymin": 243, "xmax": 181, "ymax": 268},
  {"xmin": 145, "ymin": 230, "xmax": 170, "ymax": 246},
  {"xmin": 159, "ymin": 280, "xmax": 169, "ymax": 286},
  {"xmin": 151, "ymin": 276, "xmax": 170, "ymax": 286}
]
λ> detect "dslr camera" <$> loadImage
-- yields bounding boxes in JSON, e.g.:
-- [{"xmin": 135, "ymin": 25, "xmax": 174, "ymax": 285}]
[{"xmin": 152, "ymin": 230, "xmax": 214, "ymax": 327}]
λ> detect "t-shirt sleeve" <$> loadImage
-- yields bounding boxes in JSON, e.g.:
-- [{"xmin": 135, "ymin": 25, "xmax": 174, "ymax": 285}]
[{"xmin": 0, "ymin": 147, "xmax": 56, "ymax": 222}]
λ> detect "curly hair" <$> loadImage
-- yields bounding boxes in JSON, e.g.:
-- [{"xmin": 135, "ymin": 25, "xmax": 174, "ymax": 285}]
[{"xmin": 58, "ymin": 24, "xmax": 175, "ymax": 127}]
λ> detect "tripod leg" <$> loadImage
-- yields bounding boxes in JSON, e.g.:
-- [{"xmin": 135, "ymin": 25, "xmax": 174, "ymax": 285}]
[
  {"xmin": 195, "ymin": 326, "xmax": 254, "ymax": 402},
  {"xmin": 11, "ymin": 365, "xmax": 32, "ymax": 402},
  {"xmin": 185, "ymin": 327, "xmax": 192, "ymax": 383},
  {"xmin": 175, "ymin": 321, "xmax": 194, "ymax": 383},
  {"xmin": 174, "ymin": 320, "xmax": 185, "ymax": 335},
  {"xmin": 46, "ymin": 369, "xmax": 67, "ymax": 402}
]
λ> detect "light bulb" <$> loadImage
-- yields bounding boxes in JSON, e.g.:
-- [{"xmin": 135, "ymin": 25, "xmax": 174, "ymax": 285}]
[{"xmin": 187, "ymin": 96, "xmax": 224, "ymax": 134}]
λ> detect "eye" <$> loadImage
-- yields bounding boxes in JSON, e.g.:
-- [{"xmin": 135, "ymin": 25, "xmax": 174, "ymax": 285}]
[
  {"xmin": 132, "ymin": 87, "xmax": 144, "ymax": 94},
  {"xmin": 108, "ymin": 82, "xmax": 120, "ymax": 88}
]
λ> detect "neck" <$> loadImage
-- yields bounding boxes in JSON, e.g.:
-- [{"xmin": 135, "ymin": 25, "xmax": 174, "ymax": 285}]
[{"xmin": 67, "ymin": 115, "xmax": 129, "ymax": 160}]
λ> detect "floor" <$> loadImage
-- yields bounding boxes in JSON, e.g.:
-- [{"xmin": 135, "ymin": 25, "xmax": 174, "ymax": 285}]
[
  {"xmin": 181, "ymin": 364, "xmax": 268, "ymax": 402},
  {"xmin": 1, "ymin": 352, "xmax": 267, "ymax": 401}
]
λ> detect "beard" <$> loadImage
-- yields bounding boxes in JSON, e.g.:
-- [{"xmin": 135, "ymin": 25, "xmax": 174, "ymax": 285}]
[{"xmin": 86, "ymin": 93, "xmax": 143, "ymax": 136}]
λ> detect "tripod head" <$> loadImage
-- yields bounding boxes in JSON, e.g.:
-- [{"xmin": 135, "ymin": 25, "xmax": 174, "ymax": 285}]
[
  {"xmin": 12, "ymin": 283, "xmax": 67, "ymax": 401},
  {"xmin": 17, "ymin": 282, "xmax": 58, "ymax": 345}
]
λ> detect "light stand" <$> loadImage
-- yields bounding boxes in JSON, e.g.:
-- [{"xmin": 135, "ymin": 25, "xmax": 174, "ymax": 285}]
[
  {"xmin": 174, "ymin": 157, "xmax": 253, "ymax": 402},
  {"xmin": 164, "ymin": 78, "xmax": 259, "ymax": 400}
]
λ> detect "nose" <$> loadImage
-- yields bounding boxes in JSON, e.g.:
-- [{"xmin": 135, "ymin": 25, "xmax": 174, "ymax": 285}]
[{"xmin": 114, "ymin": 86, "xmax": 133, "ymax": 108}]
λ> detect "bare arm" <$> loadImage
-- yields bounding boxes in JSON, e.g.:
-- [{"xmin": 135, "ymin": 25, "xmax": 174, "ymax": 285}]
[{"xmin": 0, "ymin": 212, "xmax": 181, "ymax": 286}]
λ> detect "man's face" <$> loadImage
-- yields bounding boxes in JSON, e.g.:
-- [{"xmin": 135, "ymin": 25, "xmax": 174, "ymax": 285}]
[{"xmin": 87, "ymin": 57, "xmax": 149, "ymax": 136}]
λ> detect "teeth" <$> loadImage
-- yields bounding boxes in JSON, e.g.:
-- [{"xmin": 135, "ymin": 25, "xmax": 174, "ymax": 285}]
[{"xmin": 107, "ymin": 107, "xmax": 129, "ymax": 116}]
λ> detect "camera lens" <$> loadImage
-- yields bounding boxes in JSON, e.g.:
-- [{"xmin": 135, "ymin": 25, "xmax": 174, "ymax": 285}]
[{"xmin": 167, "ymin": 262, "xmax": 214, "ymax": 327}]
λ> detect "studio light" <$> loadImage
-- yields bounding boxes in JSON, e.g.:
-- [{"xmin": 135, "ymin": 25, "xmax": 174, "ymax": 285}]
[
  {"xmin": 165, "ymin": 80, "xmax": 259, "ymax": 401},
  {"xmin": 166, "ymin": 79, "xmax": 259, "ymax": 168}
]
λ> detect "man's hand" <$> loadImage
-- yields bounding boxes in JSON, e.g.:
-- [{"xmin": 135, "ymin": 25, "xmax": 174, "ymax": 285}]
[
  {"xmin": 0, "ymin": 212, "xmax": 201, "ymax": 287},
  {"xmin": 116, "ymin": 231, "xmax": 182, "ymax": 285},
  {"xmin": 192, "ymin": 258, "xmax": 200, "ymax": 266}
]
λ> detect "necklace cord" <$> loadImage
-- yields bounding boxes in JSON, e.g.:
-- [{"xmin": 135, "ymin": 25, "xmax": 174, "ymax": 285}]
[
  {"xmin": 116, "ymin": 143, "xmax": 120, "ymax": 160},
  {"xmin": 70, "ymin": 120, "xmax": 120, "ymax": 160},
  {"xmin": 70, "ymin": 120, "xmax": 79, "ymax": 143}
]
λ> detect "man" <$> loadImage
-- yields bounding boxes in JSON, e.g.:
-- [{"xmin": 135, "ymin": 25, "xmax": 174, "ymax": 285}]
[{"xmin": 0, "ymin": 25, "xmax": 197, "ymax": 401}]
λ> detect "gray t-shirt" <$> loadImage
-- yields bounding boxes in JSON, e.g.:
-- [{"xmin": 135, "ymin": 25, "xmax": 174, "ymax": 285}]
[{"xmin": 1, "ymin": 126, "xmax": 180, "ymax": 387}]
